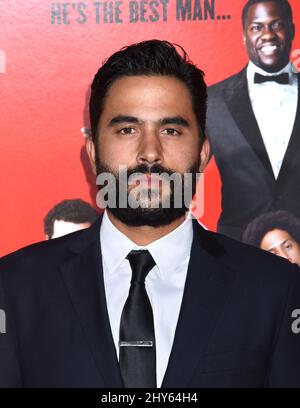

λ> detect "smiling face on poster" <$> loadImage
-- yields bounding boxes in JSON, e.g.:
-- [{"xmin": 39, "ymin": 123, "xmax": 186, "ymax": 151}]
[{"xmin": 243, "ymin": 0, "xmax": 295, "ymax": 72}]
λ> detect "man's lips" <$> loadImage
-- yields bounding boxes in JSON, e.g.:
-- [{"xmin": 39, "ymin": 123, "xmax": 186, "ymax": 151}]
[
  {"xmin": 129, "ymin": 173, "xmax": 162, "ymax": 188},
  {"xmin": 258, "ymin": 43, "xmax": 280, "ymax": 56}
]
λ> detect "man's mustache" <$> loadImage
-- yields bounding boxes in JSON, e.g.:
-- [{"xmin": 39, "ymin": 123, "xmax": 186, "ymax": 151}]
[{"xmin": 125, "ymin": 163, "xmax": 176, "ymax": 178}]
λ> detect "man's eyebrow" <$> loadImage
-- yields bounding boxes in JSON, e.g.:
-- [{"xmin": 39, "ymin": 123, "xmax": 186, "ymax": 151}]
[
  {"xmin": 108, "ymin": 115, "xmax": 141, "ymax": 126},
  {"xmin": 250, "ymin": 17, "xmax": 283, "ymax": 24},
  {"xmin": 159, "ymin": 116, "xmax": 190, "ymax": 127},
  {"xmin": 108, "ymin": 115, "xmax": 190, "ymax": 127},
  {"xmin": 268, "ymin": 239, "xmax": 289, "ymax": 251}
]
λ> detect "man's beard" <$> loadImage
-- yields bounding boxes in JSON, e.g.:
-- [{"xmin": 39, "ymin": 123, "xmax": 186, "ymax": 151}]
[{"xmin": 95, "ymin": 157, "xmax": 200, "ymax": 228}]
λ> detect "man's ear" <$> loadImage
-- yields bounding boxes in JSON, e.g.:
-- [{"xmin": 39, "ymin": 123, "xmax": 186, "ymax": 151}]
[
  {"xmin": 86, "ymin": 137, "xmax": 97, "ymax": 175},
  {"xmin": 242, "ymin": 36, "xmax": 246, "ymax": 46},
  {"xmin": 199, "ymin": 138, "xmax": 210, "ymax": 172}
]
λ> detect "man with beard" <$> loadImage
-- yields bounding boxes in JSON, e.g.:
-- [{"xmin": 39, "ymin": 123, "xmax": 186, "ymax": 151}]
[
  {"xmin": 206, "ymin": 0, "xmax": 300, "ymax": 241},
  {"xmin": 0, "ymin": 40, "xmax": 300, "ymax": 388}
]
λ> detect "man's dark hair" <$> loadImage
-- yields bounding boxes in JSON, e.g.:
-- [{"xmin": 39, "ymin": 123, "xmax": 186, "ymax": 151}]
[
  {"xmin": 89, "ymin": 39, "xmax": 207, "ymax": 146},
  {"xmin": 242, "ymin": 210, "xmax": 300, "ymax": 247},
  {"xmin": 44, "ymin": 199, "xmax": 99, "ymax": 238},
  {"xmin": 242, "ymin": 0, "xmax": 293, "ymax": 29}
]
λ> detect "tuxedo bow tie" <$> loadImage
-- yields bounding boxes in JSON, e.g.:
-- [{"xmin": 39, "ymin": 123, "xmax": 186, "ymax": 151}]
[{"xmin": 254, "ymin": 72, "xmax": 289, "ymax": 85}]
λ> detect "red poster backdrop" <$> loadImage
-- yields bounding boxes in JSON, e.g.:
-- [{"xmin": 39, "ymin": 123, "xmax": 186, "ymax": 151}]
[{"xmin": 1, "ymin": 0, "xmax": 299, "ymax": 256}]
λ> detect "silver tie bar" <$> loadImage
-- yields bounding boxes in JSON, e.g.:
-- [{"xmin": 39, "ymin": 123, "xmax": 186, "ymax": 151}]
[{"xmin": 119, "ymin": 341, "xmax": 153, "ymax": 347}]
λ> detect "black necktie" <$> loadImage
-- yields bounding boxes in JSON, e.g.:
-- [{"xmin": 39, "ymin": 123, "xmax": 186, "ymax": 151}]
[
  {"xmin": 119, "ymin": 249, "xmax": 156, "ymax": 388},
  {"xmin": 254, "ymin": 72, "xmax": 289, "ymax": 85}
]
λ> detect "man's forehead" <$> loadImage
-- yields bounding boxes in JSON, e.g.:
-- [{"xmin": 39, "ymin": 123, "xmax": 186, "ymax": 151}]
[
  {"xmin": 263, "ymin": 229, "xmax": 293, "ymax": 247},
  {"xmin": 245, "ymin": 2, "xmax": 286, "ymax": 23},
  {"xmin": 100, "ymin": 76, "xmax": 194, "ymax": 119},
  {"xmin": 106, "ymin": 74, "xmax": 188, "ymax": 93}
]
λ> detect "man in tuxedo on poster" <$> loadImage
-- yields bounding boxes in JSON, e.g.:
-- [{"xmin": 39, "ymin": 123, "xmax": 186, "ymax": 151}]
[{"xmin": 206, "ymin": 0, "xmax": 300, "ymax": 241}]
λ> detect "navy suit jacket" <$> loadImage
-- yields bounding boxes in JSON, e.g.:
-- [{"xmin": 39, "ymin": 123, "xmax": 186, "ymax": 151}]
[
  {"xmin": 0, "ymin": 216, "xmax": 300, "ymax": 387},
  {"xmin": 206, "ymin": 67, "xmax": 300, "ymax": 240}
]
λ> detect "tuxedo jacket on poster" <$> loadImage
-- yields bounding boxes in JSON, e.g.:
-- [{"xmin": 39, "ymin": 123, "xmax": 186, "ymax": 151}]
[
  {"xmin": 0, "ymin": 215, "xmax": 300, "ymax": 388},
  {"xmin": 206, "ymin": 67, "xmax": 300, "ymax": 241}
]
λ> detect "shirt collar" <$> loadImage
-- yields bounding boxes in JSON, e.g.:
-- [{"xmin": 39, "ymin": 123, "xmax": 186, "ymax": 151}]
[
  {"xmin": 100, "ymin": 210, "xmax": 194, "ymax": 279},
  {"xmin": 247, "ymin": 61, "xmax": 295, "ymax": 84}
]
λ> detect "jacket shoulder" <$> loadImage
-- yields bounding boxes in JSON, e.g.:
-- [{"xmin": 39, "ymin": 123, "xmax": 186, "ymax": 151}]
[
  {"xmin": 0, "ymin": 227, "xmax": 92, "ymax": 278},
  {"xmin": 206, "ymin": 228, "xmax": 295, "ymax": 281},
  {"xmin": 207, "ymin": 68, "xmax": 246, "ymax": 97}
]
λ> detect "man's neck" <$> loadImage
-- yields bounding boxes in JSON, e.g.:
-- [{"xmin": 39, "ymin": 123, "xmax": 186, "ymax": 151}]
[
  {"xmin": 248, "ymin": 60, "xmax": 291, "ymax": 76},
  {"xmin": 106, "ymin": 211, "xmax": 187, "ymax": 246}
]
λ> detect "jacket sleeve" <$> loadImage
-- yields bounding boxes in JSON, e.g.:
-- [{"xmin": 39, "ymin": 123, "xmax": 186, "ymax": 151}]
[{"xmin": 265, "ymin": 263, "xmax": 300, "ymax": 387}]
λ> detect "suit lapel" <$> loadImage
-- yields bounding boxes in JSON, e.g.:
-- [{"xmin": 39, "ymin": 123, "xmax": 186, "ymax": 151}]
[
  {"xmin": 276, "ymin": 74, "xmax": 300, "ymax": 188},
  {"xmin": 161, "ymin": 220, "xmax": 235, "ymax": 388},
  {"xmin": 224, "ymin": 67, "xmax": 275, "ymax": 179},
  {"xmin": 60, "ymin": 217, "xmax": 124, "ymax": 388}
]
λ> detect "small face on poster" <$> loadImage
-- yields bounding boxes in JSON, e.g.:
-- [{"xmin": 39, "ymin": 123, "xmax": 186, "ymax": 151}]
[{"xmin": 243, "ymin": 210, "xmax": 300, "ymax": 267}]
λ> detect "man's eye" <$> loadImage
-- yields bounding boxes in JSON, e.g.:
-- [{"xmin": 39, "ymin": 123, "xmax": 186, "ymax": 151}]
[
  {"xmin": 162, "ymin": 128, "xmax": 180, "ymax": 136},
  {"xmin": 250, "ymin": 25, "xmax": 261, "ymax": 33},
  {"xmin": 119, "ymin": 127, "xmax": 135, "ymax": 135},
  {"xmin": 272, "ymin": 21, "xmax": 284, "ymax": 30}
]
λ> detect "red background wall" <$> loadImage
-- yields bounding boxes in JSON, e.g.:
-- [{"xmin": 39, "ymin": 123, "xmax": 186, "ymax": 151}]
[{"xmin": 1, "ymin": 0, "xmax": 299, "ymax": 256}]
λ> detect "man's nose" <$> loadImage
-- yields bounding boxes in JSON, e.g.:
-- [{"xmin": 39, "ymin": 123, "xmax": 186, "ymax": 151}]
[
  {"xmin": 261, "ymin": 25, "xmax": 277, "ymax": 40},
  {"xmin": 136, "ymin": 129, "xmax": 163, "ymax": 166}
]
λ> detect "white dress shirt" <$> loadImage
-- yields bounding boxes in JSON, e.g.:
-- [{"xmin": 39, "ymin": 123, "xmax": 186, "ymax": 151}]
[
  {"xmin": 247, "ymin": 61, "xmax": 298, "ymax": 179},
  {"xmin": 100, "ymin": 210, "xmax": 194, "ymax": 387}
]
